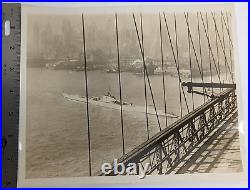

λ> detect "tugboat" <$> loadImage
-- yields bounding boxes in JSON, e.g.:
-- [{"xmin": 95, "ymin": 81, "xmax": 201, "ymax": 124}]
[{"xmin": 62, "ymin": 91, "xmax": 178, "ymax": 118}]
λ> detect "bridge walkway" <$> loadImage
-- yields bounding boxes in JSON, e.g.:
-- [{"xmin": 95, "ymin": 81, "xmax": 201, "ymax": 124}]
[{"xmin": 172, "ymin": 110, "xmax": 242, "ymax": 174}]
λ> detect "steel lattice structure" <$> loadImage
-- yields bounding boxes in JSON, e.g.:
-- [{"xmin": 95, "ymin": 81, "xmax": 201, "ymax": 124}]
[{"xmin": 98, "ymin": 88, "xmax": 237, "ymax": 175}]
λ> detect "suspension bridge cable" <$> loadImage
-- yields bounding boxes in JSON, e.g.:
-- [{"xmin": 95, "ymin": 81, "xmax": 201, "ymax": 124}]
[
  {"xmin": 197, "ymin": 12, "xmax": 206, "ymax": 103},
  {"xmin": 211, "ymin": 12, "xmax": 234, "ymax": 83},
  {"xmin": 174, "ymin": 15, "xmax": 184, "ymax": 118},
  {"xmin": 133, "ymin": 13, "xmax": 162, "ymax": 131},
  {"xmin": 184, "ymin": 13, "xmax": 209, "ymax": 98},
  {"xmin": 220, "ymin": 12, "xmax": 228, "ymax": 81},
  {"xmin": 166, "ymin": 12, "xmax": 190, "ymax": 114},
  {"xmin": 220, "ymin": 13, "xmax": 226, "ymax": 85},
  {"xmin": 81, "ymin": 13, "xmax": 92, "ymax": 176},
  {"xmin": 138, "ymin": 14, "xmax": 151, "ymax": 167},
  {"xmin": 115, "ymin": 13, "xmax": 125, "ymax": 155},
  {"xmin": 163, "ymin": 12, "xmax": 190, "ymax": 114},
  {"xmin": 159, "ymin": 13, "xmax": 168, "ymax": 128},
  {"xmin": 221, "ymin": 11, "xmax": 234, "ymax": 83},
  {"xmin": 140, "ymin": 13, "xmax": 161, "ymax": 131},
  {"xmin": 140, "ymin": 14, "xmax": 152, "ymax": 167},
  {"xmin": 186, "ymin": 13, "xmax": 195, "ymax": 110},
  {"xmin": 226, "ymin": 12, "xmax": 234, "ymax": 82},
  {"xmin": 215, "ymin": 13, "xmax": 221, "ymax": 92},
  {"xmin": 205, "ymin": 13, "xmax": 214, "ymax": 95},
  {"xmin": 141, "ymin": 15, "xmax": 152, "ymax": 167},
  {"xmin": 141, "ymin": 13, "xmax": 162, "ymax": 131},
  {"xmin": 140, "ymin": 14, "xmax": 150, "ymax": 139},
  {"xmin": 199, "ymin": 12, "xmax": 222, "ymax": 85},
  {"xmin": 221, "ymin": 12, "xmax": 233, "ymax": 48},
  {"xmin": 140, "ymin": 13, "xmax": 153, "ymax": 164}
]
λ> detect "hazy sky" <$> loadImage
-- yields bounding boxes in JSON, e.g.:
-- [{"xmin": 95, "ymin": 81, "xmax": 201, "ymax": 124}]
[{"xmin": 27, "ymin": 12, "xmax": 233, "ymax": 68}]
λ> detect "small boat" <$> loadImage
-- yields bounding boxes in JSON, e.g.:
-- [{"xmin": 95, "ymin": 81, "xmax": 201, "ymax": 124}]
[
  {"xmin": 62, "ymin": 92, "xmax": 178, "ymax": 118},
  {"xmin": 106, "ymin": 68, "xmax": 118, "ymax": 73},
  {"xmin": 154, "ymin": 67, "xmax": 164, "ymax": 75}
]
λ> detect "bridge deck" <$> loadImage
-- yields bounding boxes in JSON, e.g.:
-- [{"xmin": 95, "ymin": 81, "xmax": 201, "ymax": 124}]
[
  {"xmin": 172, "ymin": 110, "xmax": 242, "ymax": 174},
  {"xmin": 98, "ymin": 89, "xmax": 241, "ymax": 176}
]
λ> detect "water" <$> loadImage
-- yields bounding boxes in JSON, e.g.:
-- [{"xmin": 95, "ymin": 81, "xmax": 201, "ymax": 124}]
[{"xmin": 26, "ymin": 67, "xmax": 222, "ymax": 178}]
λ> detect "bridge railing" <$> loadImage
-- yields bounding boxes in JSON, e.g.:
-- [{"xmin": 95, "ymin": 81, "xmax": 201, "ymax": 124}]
[{"xmin": 99, "ymin": 88, "xmax": 237, "ymax": 175}]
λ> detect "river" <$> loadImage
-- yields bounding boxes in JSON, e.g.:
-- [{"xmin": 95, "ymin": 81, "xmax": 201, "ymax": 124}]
[{"xmin": 26, "ymin": 67, "xmax": 223, "ymax": 178}]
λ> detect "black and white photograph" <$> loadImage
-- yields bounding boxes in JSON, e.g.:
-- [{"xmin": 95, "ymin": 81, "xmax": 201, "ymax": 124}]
[{"xmin": 17, "ymin": 3, "xmax": 247, "ymax": 186}]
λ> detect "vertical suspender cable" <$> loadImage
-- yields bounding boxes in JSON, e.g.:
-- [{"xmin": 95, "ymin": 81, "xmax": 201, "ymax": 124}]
[
  {"xmin": 205, "ymin": 13, "xmax": 214, "ymax": 96},
  {"xmin": 140, "ymin": 14, "xmax": 150, "ymax": 139},
  {"xmin": 184, "ymin": 13, "xmax": 209, "ymax": 99},
  {"xmin": 220, "ymin": 12, "xmax": 227, "ymax": 81},
  {"xmin": 184, "ymin": 13, "xmax": 207, "ymax": 101},
  {"xmin": 140, "ymin": 15, "xmax": 152, "ymax": 168},
  {"xmin": 211, "ymin": 12, "xmax": 234, "ymax": 83},
  {"xmin": 115, "ymin": 13, "xmax": 125, "ymax": 155},
  {"xmin": 199, "ymin": 12, "xmax": 222, "ymax": 85},
  {"xmin": 215, "ymin": 13, "xmax": 221, "ymax": 92},
  {"xmin": 221, "ymin": 12, "xmax": 226, "ymax": 82},
  {"xmin": 163, "ymin": 12, "xmax": 190, "ymax": 114},
  {"xmin": 159, "ymin": 13, "xmax": 168, "ymax": 127},
  {"xmin": 81, "ymin": 13, "xmax": 92, "ymax": 176},
  {"xmin": 221, "ymin": 11, "xmax": 234, "ymax": 82},
  {"xmin": 140, "ymin": 13, "xmax": 161, "ymax": 131},
  {"xmin": 174, "ymin": 13, "xmax": 186, "ymax": 116},
  {"xmin": 133, "ymin": 13, "xmax": 162, "ymax": 131},
  {"xmin": 174, "ymin": 14, "xmax": 184, "ymax": 117},
  {"xmin": 226, "ymin": 12, "xmax": 233, "ymax": 82},
  {"xmin": 197, "ymin": 12, "xmax": 206, "ymax": 103},
  {"xmin": 186, "ymin": 13, "xmax": 195, "ymax": 110},
  {"xmin": 221, "ymin": 12, "xmax": 233, "ymax": 49}
]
